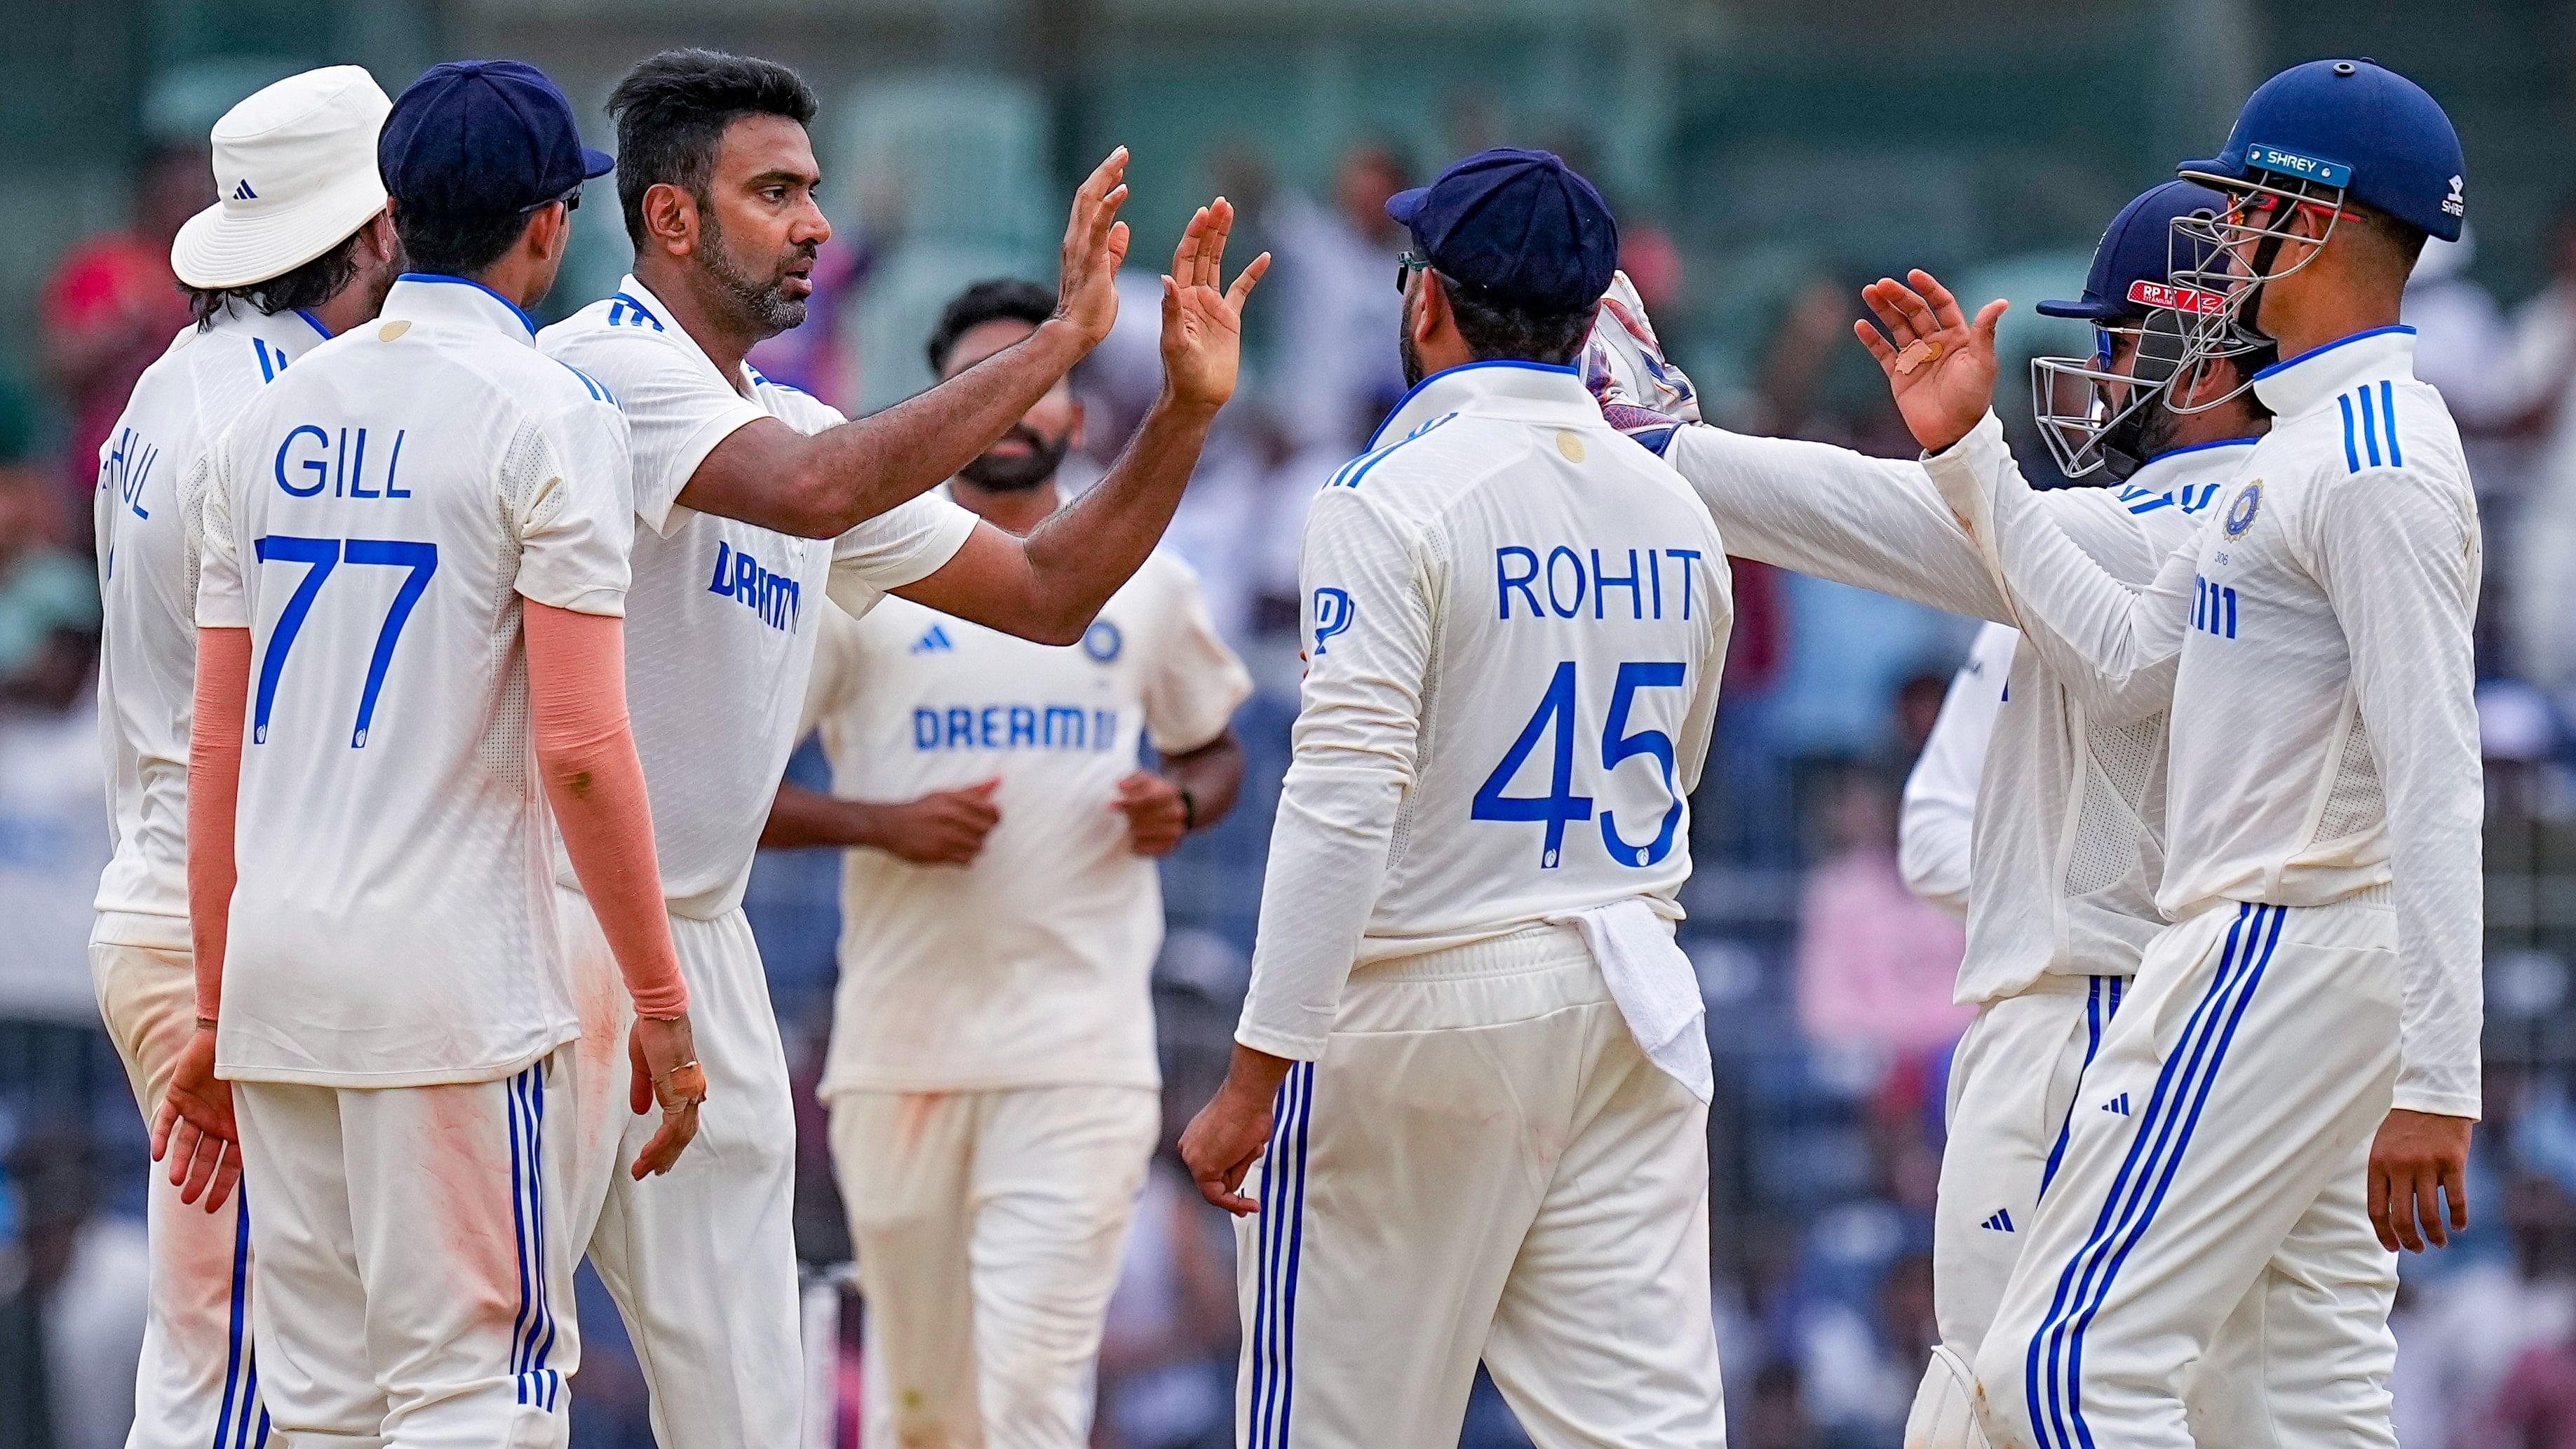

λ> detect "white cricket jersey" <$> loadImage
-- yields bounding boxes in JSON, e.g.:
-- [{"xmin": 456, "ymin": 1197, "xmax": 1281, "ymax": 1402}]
[
  {"xmin": 92, "ymin": 306, "xmax": 333, "ymax": 948},
  {"xmin": 802, "ymin": 546, "xmax": 1250, "ymax": 1093},
  {"xmin": 1657, "ymin": 424, "xmax": 2246, "ymax": 1002},
  {"xmin": 1902, "ymin": 620, "xmax": 2015, "ymax": 919},
  {"xmin": 196, "ymin": 275, "xmax": 633, "ymax": 1086},
  {"xmin": 1931, "ymin": 327, "xmax": 2484, "ymax": 1117},
  {"xmin": 1234, "ymin": 361, "xmax": 1732, "ymax": 1060},
  {"xmin": 539, "ymin": 276, "xmax": 978, "ymax": 919}
]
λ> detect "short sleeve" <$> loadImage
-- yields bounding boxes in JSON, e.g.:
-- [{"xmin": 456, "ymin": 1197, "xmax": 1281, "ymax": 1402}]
[
  {"xmin": 544, "ymin": 328, "xmax": 767, "ymax": 535},
  {"xmin": 1139, "ymin": 558, "xmax": 1250, "ymax": 755},
  {"xmin": 193, "ymin": 449, "xmax": 248, "ymax": 630},
  {"xmin": 821, "ymin": 492, "xmax": 978, "ymax": 619},
  {"xmin": 512, "ymin": 400, "xmax": 636, "ymax": 617}
]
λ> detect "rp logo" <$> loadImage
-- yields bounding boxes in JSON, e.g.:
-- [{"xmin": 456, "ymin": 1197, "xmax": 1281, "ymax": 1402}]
[{"xmin": 1311, "ymin": 587, "xmax": 1354, "ymax": 655}]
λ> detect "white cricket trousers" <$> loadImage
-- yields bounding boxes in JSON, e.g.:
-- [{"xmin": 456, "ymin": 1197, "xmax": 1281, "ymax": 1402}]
[
  {"xmin": 1971, "ymin": 894, "xmax": 2402, "ymax": 1449},
  {"xmin": 1234, "ymin": 925, "xmax": 1727, "ymax": 1449},
  {"xmin": 1934, "ymin": 973, "xmax": 2128, "ymax": 1361},
  {"xmin": 557, "ymin": 890, "xmax": 804, "ymax": 1449},
  {"xmin": 830, "ymin": 1082, "xmax": 1160, "ymax": 1449},
  {"xmin": 93, "ymin": 932, "xmax": 271, "ymax": 1449},
  {"xmin": 232, "ymin": 1048, "xmax": 581, "ymax": 1449}
]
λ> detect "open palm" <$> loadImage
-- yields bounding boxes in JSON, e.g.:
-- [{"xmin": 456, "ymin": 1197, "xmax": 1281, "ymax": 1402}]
[
  {"xmin": 1161, "ymin": 197, "xmax": 1270, "ymax": 414},
  {"xmin": 1853, "ymin": 269, "xmax": 2008, "ymax": 454},
  {"xmin": 1055, "ymin": 147, "xmax": 1133, "ymax": 349}
]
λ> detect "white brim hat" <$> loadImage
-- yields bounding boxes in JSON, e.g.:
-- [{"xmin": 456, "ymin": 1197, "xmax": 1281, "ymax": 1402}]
[{"xmin": 172, "ymin": 65, "xmax": 393, "ymax": 290}]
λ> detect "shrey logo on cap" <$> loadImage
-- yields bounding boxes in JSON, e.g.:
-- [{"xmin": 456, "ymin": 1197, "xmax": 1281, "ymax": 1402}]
[
  {"xmin": 2245, "ymin": 144, "xmax": 2352, "ymax": 187},
  {"xmin": 2127, "ymin": 279, "xmax": 2227, "ymax": 315},
  {"xmin": 2444, "ymin": 174, "xmax": 2465, "ymax": 217}
]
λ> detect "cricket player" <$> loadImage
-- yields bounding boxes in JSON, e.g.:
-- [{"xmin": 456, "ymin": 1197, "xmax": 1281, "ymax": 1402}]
[
  {"xmin": 1178, "ymin": 148, "xmax": 1735, "ymax": 1448},
  {"xmin": 1582, "ymin": 182, "xmax": 2287, "ymax": 1443},
  {"xmin": 154, "ymin": 60, "xmax": 705, "ymax": 1446},
  {"xmin": 91, "ymin": 65, "xmax": 401, "ymax": 1449},
  {"xmin": 766, "ymin": 278, "xmax": 1253, "ymax": 1449},
  {"xmin": 537, "ymin": 49, "xmax": 1264, "ymax": 1449},
  {"xmin": 1854, "ymin": 59, "xmax": 2481, "ymax": 1449}
]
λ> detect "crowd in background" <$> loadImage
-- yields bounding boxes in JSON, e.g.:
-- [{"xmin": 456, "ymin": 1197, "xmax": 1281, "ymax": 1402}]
[{"xmin": 12, "ymin": 97, "xmax": 2576, "ymax": 1449}]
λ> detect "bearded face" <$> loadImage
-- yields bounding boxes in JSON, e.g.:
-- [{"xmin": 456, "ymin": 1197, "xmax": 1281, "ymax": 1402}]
[
  {"xmin": 959, "ymin": 419, "xmax": 1075, "ymax": 492},
  {"xmin": 699, "ymin": 203, "xmax": 815, "ymax": 337}
]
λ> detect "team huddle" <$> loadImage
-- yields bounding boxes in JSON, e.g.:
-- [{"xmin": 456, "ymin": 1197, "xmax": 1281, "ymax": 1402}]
[{"xmin": 84, "ymin": 36, "xmax": 2473, "ymax": 1449}]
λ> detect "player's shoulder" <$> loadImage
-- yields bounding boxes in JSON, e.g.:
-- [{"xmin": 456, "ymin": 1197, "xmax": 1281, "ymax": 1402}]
[
  {"xmin": 400, "ymin": 311, "xmax": 622, "ymax": 422},
  {"xmin": 2274, "ymin": 358, "xmax": 2466, "ymax": 490},
  {"xmin": 132, "ymin": 318, "xmax": 281, "ymax": 424},
  {"xmin": 544, "ymin": 287, "xmax": 677, "ymax": 347},
  {"xmin": 745, "ymin": 365, "xmax": 842, "ymax": 432},
  {"xmin": 537, "ymin": 290, "xmax": 694, "ymax": 398},
  {"xmin": 1317, "ymin": 406, "xmax": 1490, "ymax": 499}
]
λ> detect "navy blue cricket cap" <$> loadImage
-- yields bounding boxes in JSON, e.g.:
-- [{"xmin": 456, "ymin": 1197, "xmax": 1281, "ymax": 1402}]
[
  {"xmin": 379, "ymin": 60, "xmax": 614, "ymax": 218},
  {"xmin": 2180, "ymin": 58, "xmax": 2465, "ymax": 242},
  {"xmin": 1386, "ymin": 147, "xmax": 1618, "ymax": 314},
  {"xmin": 2038, "ymin": 180, "xmax": 2232, "ymax": 322}
]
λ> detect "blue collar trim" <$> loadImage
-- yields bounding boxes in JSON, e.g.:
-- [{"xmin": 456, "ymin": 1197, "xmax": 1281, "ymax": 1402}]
[
  {"xmin": 1369, "ymin": 358, "xmax": 1582, "ymax": 448},
  {"xmin": 293, "ymin": 308, "xmax": 332, "ymax": 341},
  {"xmin": 2251, "ymin": 324, "xmax": 2415, "ymax": 382},
  {"xmin": 2144, "ymin": 436, "xmax": 2261, "ymax": 464},
  {"xmin": 396, "ymin": 272, "xmax": 538, "ymax": 337}
]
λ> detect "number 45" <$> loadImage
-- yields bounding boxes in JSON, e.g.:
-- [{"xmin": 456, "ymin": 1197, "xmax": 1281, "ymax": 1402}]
[
  {"xmin": 252, "ymin": 535, "xmax": 439, "ymax": 748},
  {"xmin": 1470, "ymin": 660, "xmax": 1687, "ymax": 870}
]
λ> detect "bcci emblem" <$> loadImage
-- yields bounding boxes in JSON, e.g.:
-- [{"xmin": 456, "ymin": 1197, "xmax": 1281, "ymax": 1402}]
[
  {"xmin": 2224, "ymin": 480, "xmax": 2264, "ymax": 539},
  {"xmin": 1081, "ymin": 619, "xmax": 1123, "ymax": 663}
]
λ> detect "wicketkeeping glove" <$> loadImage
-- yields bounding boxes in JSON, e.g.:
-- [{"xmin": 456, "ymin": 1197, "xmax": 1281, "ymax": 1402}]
[{"xmin": 1582, "ymin": 270, "xmax": 1701, "ymax": 456}]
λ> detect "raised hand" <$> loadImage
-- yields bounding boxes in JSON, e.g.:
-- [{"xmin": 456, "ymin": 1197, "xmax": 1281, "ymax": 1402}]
[
  {"xmin": 1159, "ymin": 198, "xmax": 1271, "ymax": 415},
  {"xmin": 151, "ymin": 1025, "xmax": 241, "ymax": 1211},
  {"xmin": 1852, "ymin": 269, "xmax": 2008, "ymax": 454},
  {"xmin": 1054, "ymin": 147, "xmax": 1133, "ymax": 350}
]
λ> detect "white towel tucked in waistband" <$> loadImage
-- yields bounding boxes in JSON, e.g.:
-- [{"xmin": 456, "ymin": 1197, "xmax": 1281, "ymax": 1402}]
[{"xmin": 1547, "ymin": 898, "xmax": 1712, "ymax": 1103}]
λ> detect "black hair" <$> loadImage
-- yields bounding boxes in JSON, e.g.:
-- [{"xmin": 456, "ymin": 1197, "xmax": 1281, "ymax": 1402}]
[
  {"xmin": 393, "ymin": 204, "xmax": 530, "ymax": 280},
  {"xmin": 607, "ymin": 49, "xmax": 818, "ymax": 250},
  {"xmin": 1443, "ymin": 278, "xmax": 1593, "ymax": 368},
  {"xmin": 926, "ymin": 278, "xmax": 1057, "ymax": 375},
  {"xmin": 186, "ymin": 227, "xmax": 369, "ymax": 330}
]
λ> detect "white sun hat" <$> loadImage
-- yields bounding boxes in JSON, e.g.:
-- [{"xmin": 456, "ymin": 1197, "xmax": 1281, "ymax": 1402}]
[{"xmin": 171, "ymin": 65, "xmax": 392, "ymax": 290}]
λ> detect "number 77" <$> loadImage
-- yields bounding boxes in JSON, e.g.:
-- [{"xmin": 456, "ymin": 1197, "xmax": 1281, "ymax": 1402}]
[{"xmin": 252, "ymin": 535, "xmax": 440, "ymax": 748}]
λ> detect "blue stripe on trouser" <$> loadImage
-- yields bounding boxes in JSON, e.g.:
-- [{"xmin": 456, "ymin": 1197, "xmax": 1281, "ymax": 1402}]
[
  {"xmin": 2063, "ymin": 906, "xmax": 2284, "ymax": 1449},
  {"xmin": 2023, "ymin": 905, "xmax": 2276, "ymax": 1448},
  {"xmin": 2039, "ymin": 976, "xmax": 2128, "ymax": 1198},
  {"xmin": 213, "ymin": 1193, "xmax": 257, "ymax": 1448},
  {"xmin": 507, "ymin": 1066, "xmax": 560, "ymax": 1410},
  {"xmin": 1248, "ymin": 1063, "xmax": 1315, "ymax": 1448}
]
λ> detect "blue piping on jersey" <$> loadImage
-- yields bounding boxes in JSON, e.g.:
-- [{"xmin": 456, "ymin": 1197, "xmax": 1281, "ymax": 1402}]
[
  {"xmin": 1328, "ymin": 413, "xmax": 1459, "ymax": 490},
  {"xmin": 2251, "ymin": 324, "xmax": 2415, "ymax": 382},
  {"xmin": 292, "ymin": 308, "xmax": 332, "ymax": 340},
  {"xmin": 606, "ymin": 291, "xmax": 666, "ymax": 330},
  {"xmin": 1365, "ymin": 358, "xmax": 1581, "ymax": 450},
  {"xmin": 396, "ymin": 273, "xmax": 538, "ymax": 337}
]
